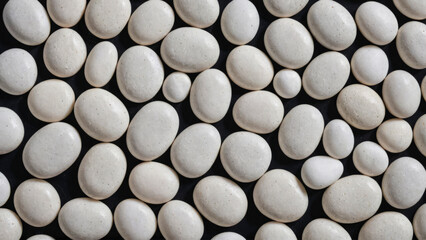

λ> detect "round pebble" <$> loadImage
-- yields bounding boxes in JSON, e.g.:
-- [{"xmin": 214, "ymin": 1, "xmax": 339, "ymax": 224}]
[
  {"xmin": 353, "ymin": 141, "xmax": 389, "ymax": 177},
  {"xmin": 27, "ymin": 235, "xmax": 55, "ymax": 240},
  {"xmin": 359, "ymin": 212, "xmax": 413, "ymax": 240},
  {"xmin": 302, "ymin": 218, "xmax": 351, "ymax": 240},
  {"xmin": 264, "ymin": 18, "xmax": 314, "ymax": 69},
  {"xmin": 414, "ymin": 114, "xmax": 426, "ymax": 157},
  {"xmin": 23, "ymin": 122, "xmax": 81, "ymax": 179},
  {"xmin": 27, "ymin": 80, "xmax": 75, "ymax": 122},
  {"xmin": 43, "ymin": 28, "xmax": 87, "ymax": 78},
  {"xmin": 84, "ymin": 0, "xmax": 131, "ymax": 39},
  {"xmin": 337, "ymin": 84, "xmax": 385, "ymax": 130},
  {"xmin": 0, "ymin": 208, "xmax": 22, "ymax": 240},
  {"xmin": 3, "ymin": 0, "xmax": 50, "ymax": 46},
  {"xmin": 47, "ymin": 0, "xmax": 86, "ymax": 27},
  {"xmin": 396, "ymin": 21, "xmax": 426, "ymax": 69},
  {"xmin": 382, "ymin": 157, "xmax": 426, "ymax": 209},
  {"xmin": 128, "ymin": 0, "xmax": 174, "ymax": 45},
  {"xmin": 0, "ymin": 48, "xmax": 37, "ymax": 95},
  {"xmin": 190, "ymin": 69, "xmax": 232, "ymax": 123},
  {"xmin": 127, "ymin": 101, "xmax": 179, "ymax": 161},
  {"xmin": 351, "ymin": 45, "xmax": 389, "ymax": 86},
  {"xmin": 220, "ymin": 131, "xmax": 272, "ymax": 183},
  {"xmin": 162, "ymin": 72, "xmax": 191, "ymax": 103},
  {"xmin": 233, "ymin": 90, "xmax": 284, "ymax": 134},
  {"xmin": 255, "ymin": 221, "xmax": 296, "ymax": 240},
  {"xmin": 129, "ymin": 162, "xmax": 179, "ymax": 204},
  {"xmin": 58, "ymin": 198, "xmax": 113, "ymax": 240},
  {"xmin": 0, "ymin": 172, "xmax": 10, "ymax": 207},
  {"xmin": 212, "ymin": 232, "xmax": 245, "ymax": 240},
  {"xmin": 74, "ymin": 88, "xmax": 129, "ymax": 142},
  {"xmin": 322, "ymin": 119, "xmax": 354, "ymax": 159},
  {"xmin": 273, "ymin": 69, "xmax": 301, "ymax": 99},
  {"xmin": 171, "ymin": 123, "xmax": 221, "ymax": 178},
  {"xmin": 173, "ymin": 0, "xmax": 219, "ymax": 28},
  {"xmin": 301, "ymin": 156, "xmax": 344, "ymax": 190},
  {"xmin": 278, "ymin": 104, "xmax": 324, "ymax": 160},
  {"xmin": 376, "ymin": 119, "xmax": 413, "ymax": 153},
  {"xmin": 0, "ymin": 107, "xmax": 24, "ymax": 155},
  {"xmin": 414, "ymin": 204, "xmax": 426, "ymax": 239},
  {"xmin": 14, "ymin": 179, "xmax": 60, "ymax": 227},
  {"xmin": 302, "ymin": 51, "xmax": 350, "ymax": 100},
  {"xmin": 114, "ymin": 198, "xmax": 156, "ymax": 240},
  {"xmin": 393, "ymin": 0, "xmax": 426, "ymax": 20},
  {"xmin": 226, "ymin": 45, "xmax": 274, "ymax": 90},
  {"xmin": 263, "ymin": 0, "xmax": 308, "ymax": 17},
  {"xmin": 193, "ymin": 176, "xmax": 247, "ymax": 227},
  {"xmin": 322, "ymin": 175, "xmax": 382, "ymax": 224},
  {"xmin": 84, "ymin": 41, "xmax": 118, "ymax": 88}
]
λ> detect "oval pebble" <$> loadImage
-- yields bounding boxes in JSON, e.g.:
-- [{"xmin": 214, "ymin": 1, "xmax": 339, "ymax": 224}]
[
  {"xmin": 171, "ymin": 123, "xmax": 221, "ymax": 178},
  {"xmin": 84, "ymin": 0, "xmax": 131, "ymax": 39},
  {"xmin": 0, "ymin": 107, "xmax": 24, "ymax": 155},
  {"xmin": 47, "ymin": 0, "xmax": 86, "ymax": 27},
  {"xmin": 353, "ymin": 141, "xmax": 389, "ymax": 177},
  {"xmin": 162, "ymin": 72, "xmax": 191, "ymax": 103},
  {"xmin": 114, "ymin": 198, "xmax": 156, "ymax": 240},
  {"xmin": 0, "ymin": 208, "xmax": 22, "ymax": 240},
  {"xmin": 382, "ymin": 157, "xmax": 426, "ymax": 209},
  {"xmin": 74, "ymin": 88, "xmax": 129, "ymax": 142},
  {"xmin": 173, "ymin": 0, "xmax": 219, "ymax": 28},
  {"xmin": 190, "ymin": 69, "xmax": 232, "ymax": 123},
  {"xmin": 161, "ymin": 27, "xmax": 220, "ymax": 73},
  {"xmin": 377, "ymin": 119, "xmax": 412, "ymax": 153},
  {"xmin": 0, "ymin": 48, "xmax": 37, "ymax": 95},
  {"xmin": 264, "ymin": 18, "xmax": 314, "ymax": 69},
  {"xmin": 263, "ymin": 0, "xmax": 308, "ymax": 17},
  {"xmin": 27, "ymin": 234, "xmax": 55, "ymax": 240},
  {"xmin": 414, "ymin": 204, "xmax": 426, "ymax": 240},
  {"xmin": 303, "ymin": 51, "xmax": 350, "ymax": 100},
  {"xmin": 307, "ymin": 0, "xmax": 356, "ymax": 51},
  {"xmin": 393, "ymin": 0, "xmax": 426, "ymax": 20},
  {"xmin": 414, "ymin": 114, "xmax": 426, "ymax": 157},
  {"xmin": 212, "ymin": 232, "xmax": 245, "ymax": 240},
  {"xmin": 322, "ymin": 175, "xmax": 382, "ymax": 223},
  {"xmin": 337, "ymin": 84, "xmax": 385, "ymax": 130},
  {"xmin": 127, "ymin": 101, "xmax": 179, "ymax": 161},
  {"xmin": 158, "ymin": 200, "xmax": 204, "ymax": 240},
  {"xmin": 351, "ymin": 45, "xmax": 389, "ymax": 86},
  {"xmin": 273, "ymin": 69, "xmax": 301, "ymax": 99},
  {"xmin": 396, "ymin": 21, "xmax": 426, "ymax": 69},
  {"xmin": 23, "ymin": 122, "xmax": 81, "ymax": 179},
  {"xmin": 221, "ymin": 0, "xmax": 259, "ymax": 45},
  {"xmin": 278, "ymin": 104, "xmax": 324, "ymax": 160},
  {"xmin": 423, "ymin": 76, "xmax": 426, "ymax": 101},
  {"xmin": 0, "ymin": 172, "xmax": 10, "ymax": 207},
  {"xmin": 14, "ymin": 179, "xmax": 60, "ymax": 227},
  {"xmin": 116, "ymin": 45, "xmax": 164, "ymax": 103},
  {"xmin": 28, "ymin": 80, "xmax": 75, "ymax": 122},
  {"xmin": 301, "ymin": 156, "xmax": 344, "ymax": 190},
  {"xmin": 84, "ymin": 41, "xmax": 118, "ymax": 88},
  {"xmin": 129, "ymin": 162, "xmax": 179, "ymax": 204},
  {"xmin": 359, "ymin": 212, "xmax": 413, "ymax": 240},
  {"xmin": 221, "ymin": 131, "xmax": 271, "ymax": 183},
  {"xmin": 193, "ymin": 176, "xmax": 247, "ymax": 227},
  {"xmin": 43, "ymin": 28, "xmax": 87, "ymax": 78},
  {"xmin": 128, "ymin": 0, "xmax": 174, "ymax": 45},
  {"xmin": 58, "ymin": 198, "xmax": 113, "ymax": 240},
  {"xmin": 3, "ymin": 0, "xmax": 50, "ymax": 46},
  {"xmin": 382, "ymin": 70, "xmax": 421, "ymax": 118},
  {"xmin": 255, "ymin": 221, "xmax": 296, "ymax": 240},
  {"xmin": 233, "ymin": 91, "xmax": 284, "ymax": 134},
  {"xmin": 355, "ymin": 2, "xmax": 398, "ymax": 45},
  {"xmin": 322, "ymin": 119, "xmax": 354, "ymax": 159},
  {"xmin": 226, "ymin": 45, "xmax": 274, "ymax": 90},
  {"xmin": 302, "ymin": 218, "xmax": 351, "ymax": 240}
]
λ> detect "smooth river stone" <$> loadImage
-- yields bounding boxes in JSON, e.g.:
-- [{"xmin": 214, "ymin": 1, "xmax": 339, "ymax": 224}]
[
  {"xmin": 221, "ymin": 0, "xmax": 259, "ymax": 45},
  {"xmin": 255, "ymin": 221, "xmax": 296, "ymax": 240},
  {"xmin": 161, "ymin": 27, "xmax": 220, "ymax": 73},
  {"xmin": 226, "ymin": 45, "xmax": 274, "ymax": 90},
  {"xmin": 278, "ymin": 104, "xmax": 324, "ymax": 160},
  {"xmin": 0, "ymin": 172, "xmax": 10, "ymax": 207},
  {"xmin": 301, "ymin": 156, "xmax": 343, "ymax": 190},
  {"xmin": 85, "ymin": 41, "xmax": 118, "ymax": 88},
  {"xmin": 162, "ymin": 72, "xmax": 192, "ymax": 103},
  {"xmin": 190, "ymin": 69, "xmax": 232, "ymax": 123},
  {"xmin": 212, "ymin": 232, "xmax": 245, "ymax": 240},
  {"xmin": 414, "ymin": 204, "xmax": 426, "ymax": 239},
  {"xmin": 382, "ymin": 157, "xmax": 426, "ymax": 209},
  {"xmin": 43, "ymin": 28, "xmax": 87, "ymax": 78},
  {"xmin": 323, "ymin": 175, "xmax": 382, "ymax": 224},
  {"xmin": 377, "ymin": 119, "xmax": 412, "ymax": 153},
  {"xmin": 116, "ymin": 45, "xmax": 164, "ymax": 103},
  {"xmin": 322, "ymin": 119, "xmax": 354, "ymax": 159},
  {"xmin": 128, "ymin": 0, "xmax": 174, "ymax": 45},
  {"xmin": 47, "ymin": 0, "xmax": 86, "ymax": 27},
  {"xmin": 171, "ymin": 123, "xmax": 221, "ymax": 178},
  {"xmin": 263, "ymin": 0, "xmax": 308, "ymax": 17},
  {"xmin": 58, "ymin": 198, "xmax": 113, "ymax": 240},
  {"xmin": 0, "ymin": 208, "xmax": 22, "ymax": 240},
  {"xmin": 264, "ymin": 18, "xmax": 314, "ymax": 69},
  {"xmin": 273, "ymin": 69, "xmax": 301, "ymax": 99},
  {"xmin": 173, "ymin": 0, "xmax": 219, "ymax": 28},
  {"xmin": 193, "ymin": 176, "xmax": 247, "ymax": 227},
  {"xmin": 303, "ymin": 51, "xmax": 350, "ymax": 100},
  {"xmin": 84, "ymin": 0, "xmax": 131, "ymax": 39},
  {"xmin": 127, "ymin": 101, "xmax": 179, "ymax": 161},
  {"xmin": 423, "ymin": 76, "xmax": 426, "ymax": 101},
  {"xmin": 27, "ymin": 234, "xmax": 55, "ymax": 240},
  {"xmin": 114, "ymin": 198, "xmax": 156, "ymax": 240},
  {"xmin": 337, "ymin": 84, "xmax": 385, "ymax": 130},
  {"xmin": 394, "ymin": 0, "xmax": 426, "ymax": 20},
  {"xmin": 78, "ymin": 143, "xmax": 126, "ymax": 200},
  {"xmin": 14, "ymin": 179, "xmax": 60, "ymax": 227},
  {"xmin": 0, "ymin": 107, "xmax": 24, "ymax": 155},
  {"xmin": 3, "ymin": 0, "xmax": 50, "ymax": 46},
  {"xmin": 353, "ymin": 141, "xmax": 389, "ymax": 177},
  {"xmin": 28, "ymin": 80, "xmax": 75, "ymax": 122},
  {"xmin": 233, "ymin": 90, "xmax": 284, "ymax": 134},
  {"xmin": 0, "ymin": 48, "xmax": 37, "ymax": 95},
  {"xmin": 359, "ymin": 212, "xmax": 413, "ymax": 240},
  {"xmin": 396, "ymin": 21, "xmax": 426, "ymax": 69},
  {"xmin": 74, "ymin": 88, "xmax": 129, "ymax": 142},
  {"xmin": 302, "ymin": 218, "xmax": 351, "ymax": 240},
  {"xmin": 221, "ymin": 131, "xmax": 271, "ymax": 183},
  {"xmin": 158, "ymin": 200, "xmax": 204, "ymax": 240},
  {"xmin": 23, "ymin": 122, "xmax": 81, "ymax": 179},
  {"xmin": 414, "ymin": 114, "xmax": 426, "ymax": 157},
  {"xmin": 351, "ymin": 45, "xmax": 389, "ymax": 86}
]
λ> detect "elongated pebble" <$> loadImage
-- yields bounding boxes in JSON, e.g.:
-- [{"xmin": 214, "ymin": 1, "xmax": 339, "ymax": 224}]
[
  {"xmin": 322, "ymin": 119, "xmax": 354, "ymax": 159},
  {"xmin": 263, "ymin": 0, "xmax": 308, "ymax": 17},
  {"xmin": 414, "ymin": 115, "xmax": 426, "ymax": 156},
  {"xmin": 255, "ymin": 221, "xmax": 296, "ymax": 240},
  {"xmin": 301, "ymin": 156, "xmax": 343, "ymax": 190},
  {"xmin": 396, "ymin": 21, "xmax": 426, "ymax": 69},
  {"xmin": 273, "ymin": 69, "xmax": 301, "ymax": 99},
  {"xmin": 377, "ymin": 119, "xmax": 412, "ymax": 153},
  {"xmin": 47, "ymin": 0, "xmax": 86, "ymax": 27},
  {"xmin": 84, "ymin": 41, "xmax": 118, "ymax": 88},
  {"xmin": 0, "ymin": 172, "xmax": 10, "ymax": 207},
  {"xmin": 212, "ymin": 232, "xmax": 245, "ymax": 240},
  {"xmin": 351, "ymin": 45, "xmax": 389, "ymax": 86},
  {"xmin": 302, "ymin": 218, "xmax": 351, "ymax": 240},
  {"xmin": 414, "ymin": 204, "xmax": 426, "ymax": 240},
  {"xmin": 173, "ymin": 0, "xmax": 219, "ymax": 28},
  {"xmin": 393, "ymin": 0, "xmax": 426, "ymax": 20},
  {"xmin": 162, "ymin": 72, "xmax": 191, "ymax": 103},
  {"xmin": 0, "ymin": 208, "xmax": 22, "ymax": 240},
  {"xmin": 27, "ymin": 235, "xmax": 55, "ymax": 240},
  {"xmin": 359, "ymin": 212, "xmax": 413, "ymax": 240},
  {"xmin": 353, "ymin": 141, "xmax": 389, "ymax": 177},
  {"xmin": 0, "ymin": 107, "xmax": 24, "ymax": 155}
]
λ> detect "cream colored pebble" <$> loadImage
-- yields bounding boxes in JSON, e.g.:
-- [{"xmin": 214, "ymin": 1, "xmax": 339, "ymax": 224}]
[
  {"xmin": 376, "ymin": 119, "xmax": 412, "ymax": 153},
  {"xmin": 0, "ymin": 208, "xmax": 22, "ymax": 240},
  {"xmin": 0, "ymin": 172, "xmax": 10, "ymax": 207},
  {"xmin": 353, "ymin": 141, "xmax": 389, "ymax": 177},
  {"xmin": 162, "ymin": 72, "xmax": 191, "ymax": 103},
  {"xmin": 301, "ymin": 156, "xmax": 344, "ymax": 190},
  {"xmin": 27, "ymin": 234, "xmax": 55, "ymax": 240},
  {"xmin": 0, "ymin": 107, "xmax": 24, "ymax": 155},
  {"xmin": 351, "ymin": 45, "xmax": 389, "ymax": 86},
  {"xmin": 84, "ymin": 41, "xmax": 118, "ymax": 88},
  {"xmin": 359, "ymin": 212, "xmax": 413, "ymax": 240},
  {"xmin": 414, "ymin": 114, "xmax": 426, "ymax": 157},
  {"xmin": 302, "ymin": 218, "xmax": 351, "ymax": 240},
  {"xmin": 211, "ymin": 232, "xmax": 245, "ymax": 240},
  {"xmin": 393, "ymin": 0, "xmax": 426, "ymax": 20},
  {"xmin": 255, "ymin": 221, "xmax": 296, "ymax": 240},
  {"xmin": 173, "ymin": 0, "xmax": 219, "ymax": 28},
  {"xmin": 263, "ymin": 0, "xmax": 308, "ymax": 18},
  {"xmin": 396, "ymin": 21, "xmax": 426, "ymax": 69},
  {"xmin": 273, "ymin": 69, "xmax": 301, "ymax": 99},
  {"xmin": 322, "ymin": 119, "xmax": 354, "ymax": 159},
  {"xmin": 413, "ymin": 204, "xmax": 426, "ymax": 240},
  {"xmin": 47, "ymin": 0, "xmax": 86, "ymax": 27}
]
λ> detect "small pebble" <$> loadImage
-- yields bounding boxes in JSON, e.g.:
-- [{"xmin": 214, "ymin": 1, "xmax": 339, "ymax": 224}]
[
  {"xmin": 263, "ymin": 0, "xmax": 308, "ymax": 17},
  {"xmin": 162, "ymin": 72, "xmax": 191, "ymax": 103},
  {"xmin": 393, "ymin": 0, "xmax": 426, "ymax": 20},
  {"xmin": 0, "ymin": 208, "xmax": 22, "ymax": 240},
  {"xmin": 396, "ymin": 21, "xmax": 426, "ymax": 69},
  {"xmin": 173, "ymin": 0, "xmax": 219, "ymax": 28},
  {"xmin": 0, "ymin": 172, "xmax": 10, "ymax": 207},
  {"xmin": 353, "ymin": 141, "xmax": 389, "ymax": 177},
  {"xmin": 376, "ymin": 119, "xmax": 413, "ymax": 153},
  {"xmin": 301, "ymin": 156, "xmax": 344, "ymax": 190},
  {"xmin": 273, "ymin": 69, "xmax": 301, "ymax": 99},
  {"xmin": 302, "ymin": 218, "xmax": 351, "ymax": 240},
  {"xmin": 84, "ymin": 41, "xmax": 118, "ymax": 88},
  {"xmin": 414, "ymin": 114, "xmax": 426, "ymax": 156},
  {"xmin": 255, "ymin": 221, "xmax": 296, "ymax": 240},
  {"xmin": 47, "ymin": 0, "xmax": 86, "ymax": 27},
  {"xmin": 212, "ymin": 232, "xmax": 245, "ymax": 240},
  {"xmin": 27, "ymin": 235, "xmax": 55, "ymax": 240},
  {"xmin": 359, "ymin": 211, "xmax": 413, "ymax": 240},
  {"xmin": 0, "ymin": 107, "xmax": 24, "ymax": 155},
  {"xmin": 351, "ymin": 45, "xmax": 389, "ymax": 86},
  {"xmin": 322, "ymin": 119, "xmax": 354, "ymax": 159},
  {"xmin": 413, "ymin": 204, "xmax": 426, "ymax": 240}
]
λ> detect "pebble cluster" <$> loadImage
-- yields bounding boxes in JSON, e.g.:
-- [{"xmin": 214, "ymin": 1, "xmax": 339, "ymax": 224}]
[{"xmin": 0, "ymin": 0, "xmax": 425, "ymax": 239}]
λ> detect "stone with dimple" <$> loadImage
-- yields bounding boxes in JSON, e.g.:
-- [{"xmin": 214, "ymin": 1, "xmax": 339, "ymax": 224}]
[
  {"xmin": 353, "ymin": 141, "xmax": 389, "ymax": 177},
  {"xmin": 0, "ymin": 172, "xmax": 10, "ymax": 207},
  {"xmin": 376, "ymin": 119, "xmax": 412, "ymax": 153},
  {"xmin": 393, "ymin": 0, "xmax": 426, "ymax": 20},
  {"xmin": 47, "ymin": 0, "xmax": 86, "ymax": 28},
  {"xmin": 84, "ymin": 41, "xmax": 118, "ymax": 88},
  {"xmin": 301, "ymin": 156, "xmax": 344, "ymax": 190},
  {"xmin": 211, "ymin": 232, "xmax": 245, "ymax": 240},
  {"xmin": 162, "ymin": 72, "xmax": 191, "ymax": 103},
  {"xmin": 414, "ymin": 204, "xmax": 426, "ymax": 240},
  {"xmin": 0, "ymin": 208, "xmax": 22, "ymax": 240},
  {"xmin": 396, "ymin": 21, "xmax": 426, "ymax": 69},
  {"xmin": 255, "ymin": 221, "xmax": 296, "ymax": 240},
  {"xmin": 0, "ymin": 107, "xmax": 24, "ymax": 155},
  {"xmin": 263, "ymin": 0, "xmax": 308, "ymax": 18},
  {"xmin": 173, "ymin": 0, "xmax": 219, "ymax": 28},
  {"xmin": 302, "ymin": 218, "xmax": 351, "ymax": 240},
  {"xmin": 359, "ymin": 212, "xmax": 413, "ymax": 240},
  {"xmin": 414, "ymin": 114, "xmax": 426, "ymax": 157},
  {"xmin": 273, "ymin": 69, "xmax": 301, "ymax": 99},
  {"xmin": 351, "ymin": 45, "xmax": 389, "ymax": 86},
  {"xmin": 322, "ymin": 119, "xmax": 354, "ymax": 159}
]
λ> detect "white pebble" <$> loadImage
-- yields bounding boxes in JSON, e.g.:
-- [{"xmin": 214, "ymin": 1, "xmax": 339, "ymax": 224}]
[
  {"xmin": 359, "ymin": 212, "xmax": 413, "ymax": 240},
  {"xmin": 414, "ymin": 204, "xmax": 426, "ymax": 240},
  {"xmin": 301, "ymin": 156, "xmax": 343, "ymax": 190},
  {"xmin": 84, "ymin": 41, "xmax": 118, "ymax": 88},
  {"xmin": 0, "ymin": 172, "xmax": 10, "ymax": 207},
  {"xmin": 322, "ymin": 119, "xmax": 354, "ymax": 159},
  {"xmin": 173, "ymin": 0, "xmax": 219, "ymax": 28},
  {"xmin": 414, "ymin": 114, "xmax": 426, "ymax": 157},
  {"xmin": 422, "ymin": 76, "xmax": 426, "ymax": 101},
  {"xmin": 255, "ymin": 221, "xmax": 296, "ymax": 240},
  {"xmin": 47, "ymin": 0, "xmax": 86, "ymax": 27},
  {"xmin": 396, "ymin": 21, "xmax": 426, "ymax": 69},
  {"xmin": 393, "ymin": 0, "xmax": 426, "ymax": 20},
  {"xmin": 377, "ymin": 119, "xmax": 412, "ymax": 153},
  {"xmin": 273, "ymin": 69, "xmax": 301, "ymax": 99},
  {"xmin": 162, "ymin": 72, "xmax": 191, "ymax": 103},
  {"xmin": 212, "ymin": 232, "xmax": 245, "ymax": 240},
  {"xmin": 353, "ymin": 141, "xmax": 389, "ymax": 177},
  {"xmin": 263, "ymin": 0, "xmax": 308, "ymax": 17},
  {"xmin": 0, "ymin": 107, "xmax": 24, "ymax": 155},
  {"xmin": 27, "ymin": 234, "xmax": 55, "ymax": 240},
  {"xmin": 302, "ymin": 218, "xmax": 351, "ymax": 240},
  {"xmin": 351, "ymin": 45, "xmax": 389, "ymax": 86},
  {"xmin": 0, "ymin": 208, "xmax": 22, "ymax": 240}
]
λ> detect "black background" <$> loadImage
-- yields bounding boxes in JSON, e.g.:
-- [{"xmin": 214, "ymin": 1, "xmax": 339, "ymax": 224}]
[{"xmin": 0, "ymin": 0, "xmax": 425, "ymax": 239}]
